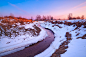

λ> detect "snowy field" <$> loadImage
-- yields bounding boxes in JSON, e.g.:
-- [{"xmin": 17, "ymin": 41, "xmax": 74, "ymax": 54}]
[
  {"xmin": 0, "ymin": 19, "xmax": 86, "ymax": 57},
  {"xmin": 35, "ymin": 19, "xmax": 86, "ymax": 57},
  {"xmin": 0, "ymin": 20, "xmax": 48, "ymax": 56}
]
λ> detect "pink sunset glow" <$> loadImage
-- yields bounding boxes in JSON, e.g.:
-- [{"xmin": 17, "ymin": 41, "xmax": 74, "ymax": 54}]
[{"xmin": 0, "ymin": 0, "xmax": 86, "ymax": 19}]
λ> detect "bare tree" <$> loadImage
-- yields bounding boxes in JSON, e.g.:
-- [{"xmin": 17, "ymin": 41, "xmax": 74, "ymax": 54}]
[
  {"xmin": 47, "ymin": 16, "xmax": 52, "ymax": 20},
  {"xmin": 42, "ymin": 16, "xmax": 46, "ymax": 21},
  {"xmin": 68, "ymin": 13, "xmax": 72, "ymax": 20},
  {"xmin": 36, "ymin": 15, "xmax": 41, "ymax": 21},
  {"xmin": 81, "ymin": 15, "xmax": 84, "ymax": 19},
  {"xmin": 51, "ymin": 17, "xmax": 53, "ymax": 20}
]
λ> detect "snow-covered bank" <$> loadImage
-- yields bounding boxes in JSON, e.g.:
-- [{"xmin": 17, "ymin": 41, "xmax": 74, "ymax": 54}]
[
  {"xmin": 35, "ymin": 19, "xmax": 86, "ymax": 57},
  {"xmin": 61, "ymin": 39, "xmax": 86, "ymax": 57},
  {"xmin": 0, "ymin": 19, "xmax": 86, "ymax": 57},
  {"xmin": 0, "ymin": 22, "xmax": 48, "ymax": 56}
]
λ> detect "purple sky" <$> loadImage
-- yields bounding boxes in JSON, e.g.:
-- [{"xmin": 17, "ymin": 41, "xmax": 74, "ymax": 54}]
[{"xmin": 0, "ymin": 0, "xmax": 86, "ymax": 19}]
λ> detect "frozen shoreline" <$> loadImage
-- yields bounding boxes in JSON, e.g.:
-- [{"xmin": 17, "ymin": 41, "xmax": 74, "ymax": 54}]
[
  {"xmin": 35, "ymin": 19, "xmax": 86, "ymax": 57},
  {"xmin": 0, "ymin": 22, "xmax": 48, "ymax": 56},
  {"xmin": 0, "ymin": 19, "xmax": 86, "ymax": 57}
]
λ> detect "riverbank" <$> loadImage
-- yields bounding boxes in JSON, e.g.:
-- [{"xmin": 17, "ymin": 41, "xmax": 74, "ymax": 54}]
[{"xmin": 3, "ymin": 28, "xmax": 54, "ymax": 57}]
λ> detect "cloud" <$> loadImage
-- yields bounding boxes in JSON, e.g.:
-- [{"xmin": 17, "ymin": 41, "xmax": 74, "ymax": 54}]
[
  {"xmin": 66, "ymin": 1, "xmax": 86, "ymax": 14},
  {"xmin": 81, "ymin": 6, "xmax": 86, "ymax": 8},
  {"xmin": 8, "ymin": 2, "xmax": 30, "ymax": 15},
  {"xmin": 71, "ymin": 1, "xmax": 86, "ymax": 9}
]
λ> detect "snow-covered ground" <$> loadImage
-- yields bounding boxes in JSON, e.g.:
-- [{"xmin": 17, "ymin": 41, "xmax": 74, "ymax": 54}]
[
  {"xmin": 0, "ymin": 21, "xmax": 48, "ymax": 56},
  {"xmin": 61, "ymin": 39, "xmax": 86, "ymax": 57},
  {"xmin": 35, "ymin": 19, "xmax": 86, "ymax": 57},
  {"xmin": 0, "ymin": 19, "xmax": 86, "ymax": 57}
]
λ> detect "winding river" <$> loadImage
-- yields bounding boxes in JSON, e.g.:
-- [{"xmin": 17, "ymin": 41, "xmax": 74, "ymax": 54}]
[{"xmin": 3, "ymin": 25, "xmax": 55, "ymax": 57}]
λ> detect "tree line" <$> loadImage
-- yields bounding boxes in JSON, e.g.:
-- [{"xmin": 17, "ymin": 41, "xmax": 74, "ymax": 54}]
[
  {"xmin": 68, "ymin": 13, "xmax": 84, "ymax": 20},
  {"xmin": 35, "ymin": 15, "xmax": 53, "ymax": 21},
  {"xmin": 0, "ymin": 13, "xmax": 85, "ymax": 21}
]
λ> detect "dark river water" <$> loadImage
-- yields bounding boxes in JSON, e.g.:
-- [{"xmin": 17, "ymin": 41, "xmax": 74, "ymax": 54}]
[{"xmin": 3, "ymin": 28, "xmax": 54, "ymax": 57}]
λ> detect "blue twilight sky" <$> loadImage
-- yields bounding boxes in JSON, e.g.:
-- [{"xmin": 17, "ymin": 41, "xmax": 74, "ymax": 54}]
[{"xmin": 0, "ymin": 0, "xmax": 86, "ymax": 19}]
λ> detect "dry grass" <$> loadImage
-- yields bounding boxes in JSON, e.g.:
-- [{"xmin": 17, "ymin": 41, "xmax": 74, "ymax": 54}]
[{"xmin": 0, "ymin": 17, "xmax": 41, "ymax": 38}]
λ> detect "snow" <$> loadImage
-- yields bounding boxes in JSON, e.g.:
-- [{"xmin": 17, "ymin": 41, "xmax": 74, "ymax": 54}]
[
  {"xmin": 0, "ymin": 47, "xmax": 25, "ymax": 57},
  {"xmin": 0, "ymin": 22, "xmax": 48, "ymax": 56},
  {"xmin": 65, "ymin": 19, "xmax": 86, "ymax": 23},
  {"xmin": 61, "ymin": 39, "xmax": 86, "ymax": 57},
  {"xmin": 18, "ymin": 23, "xmax": 35, "ymax": 29},
  {"xmin": 35, "ymin": 19, "xmax": 86, "ymax": 57},
  {"xmin": 0, "ymin": 19, "xmax": 86, "ymax": 57}
]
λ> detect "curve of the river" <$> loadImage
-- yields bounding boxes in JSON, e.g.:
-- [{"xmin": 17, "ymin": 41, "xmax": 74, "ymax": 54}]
[{"xmin": 4, "ymin": 25, "xmax": 55, "ymax": 57}]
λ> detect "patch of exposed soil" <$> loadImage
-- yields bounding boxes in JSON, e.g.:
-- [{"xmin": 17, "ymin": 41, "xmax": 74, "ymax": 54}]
[
  {"xmin": 52, "ymin": 25, "xmax": 62, "ymax": 28},
  {"xmin": 77, "ymin": 34, "xmax": 86, "ymax": 39},
  {"xmin": 51, "ymin": 32, "xmax": 72, "ymax": 57}
]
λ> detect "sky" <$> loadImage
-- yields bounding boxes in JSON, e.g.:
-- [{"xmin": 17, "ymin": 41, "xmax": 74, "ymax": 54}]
[{"xmin": 0, "ymin": 0, "xmax": 86, "ymax": 19}]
